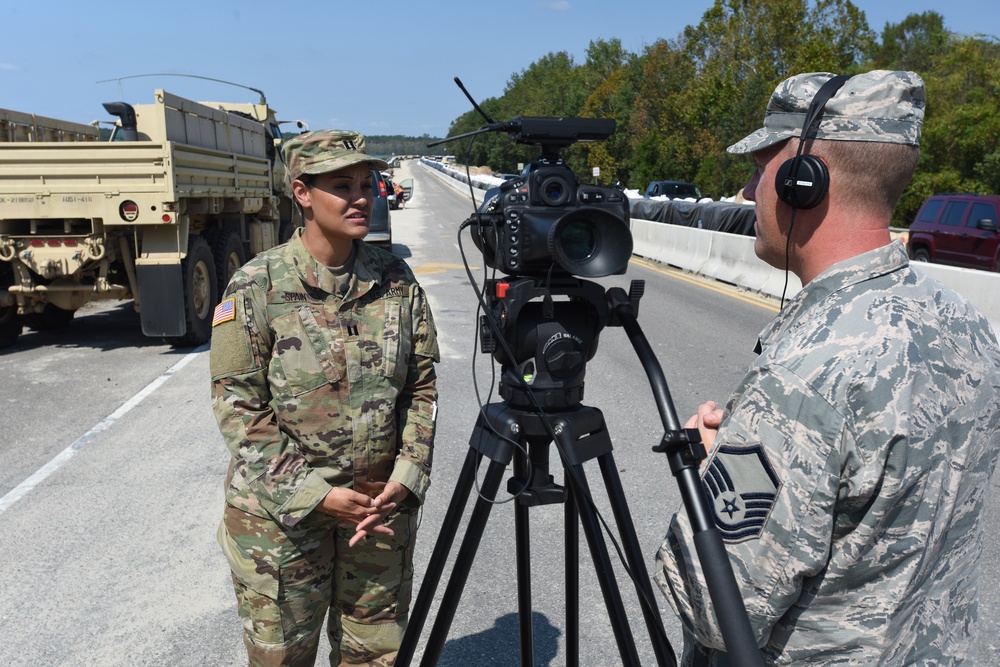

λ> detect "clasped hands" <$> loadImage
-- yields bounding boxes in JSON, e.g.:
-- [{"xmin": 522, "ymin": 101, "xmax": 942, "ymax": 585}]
[{"xmin": 318, "ymin": 481, "xmax": 409, "ymax": 547}]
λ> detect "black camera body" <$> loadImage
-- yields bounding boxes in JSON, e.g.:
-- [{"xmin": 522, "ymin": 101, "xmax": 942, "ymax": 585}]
[
  {"xmin": 464, "ymin": 116, "xmax": 632, "ymax": 279},
  {"xmin": 473, "ymin": 154, "xmax": 632, "ymax": 278}
]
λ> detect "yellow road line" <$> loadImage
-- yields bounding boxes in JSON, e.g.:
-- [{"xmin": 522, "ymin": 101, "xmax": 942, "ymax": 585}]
[
  {"xmin": 413, "ymin": 262, "xmax": 479, "ymax": 275},
  {"xmin": 629, "ymin": 257, "xmax": 781, "ymax": 312}
]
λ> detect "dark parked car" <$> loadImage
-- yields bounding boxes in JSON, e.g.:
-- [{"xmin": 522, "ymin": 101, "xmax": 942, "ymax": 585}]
[
  {"xmin": 644, "ymin": 180, "xmax": 702, "ymax": 199},
  {"xmin": 365, "ymin": 169, "xmax": 392, "ymax": 250},
  {"xmin": 906, "ymin": 193, "xmax": 1000, "ymax": 271}
]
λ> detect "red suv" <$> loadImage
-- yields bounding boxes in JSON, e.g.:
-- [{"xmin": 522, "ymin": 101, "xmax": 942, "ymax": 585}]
[{"xmin": 906, "ymin": 194, "xmax": 1000, "ymax": 271}]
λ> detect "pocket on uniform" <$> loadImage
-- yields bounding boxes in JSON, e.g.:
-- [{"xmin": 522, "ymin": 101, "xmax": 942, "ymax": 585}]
[
  {"xmin": 217, "ymin": 516, "xmax": 280, "ymax": 599},
  {"xmin": 271, "ymin": 306, "xmax": 342, "ymax": 396},
  {"xmin": 379, "ymin": 300, "xmax": 411, "ymax": 383}
]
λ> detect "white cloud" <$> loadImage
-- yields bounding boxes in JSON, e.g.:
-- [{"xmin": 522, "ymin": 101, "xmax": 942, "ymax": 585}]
[
  {"xmin": 0, "ymin": 63, "xmax": 16, "ymax": 71},
  {"xmin": 539, "ymin": 1, "xmax": 571, "ymax": 10}
]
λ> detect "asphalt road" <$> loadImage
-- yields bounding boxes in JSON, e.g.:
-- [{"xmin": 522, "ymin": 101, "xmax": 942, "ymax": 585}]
[{"xmin": 1, "ymin": 159, "xmax": 997, "ymax": 666}]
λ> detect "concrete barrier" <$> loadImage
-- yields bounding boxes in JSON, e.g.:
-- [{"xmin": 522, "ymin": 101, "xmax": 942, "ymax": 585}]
[
  {"xmin": 632, "ymin": 217, "xmax": 998, "ymax": 334},
  {"xmin": 701, "ymin": 231, "xmax": 752, "ymax": 286},
  {"xmin": 640, "ymin": 222, "xmax": 712, "ymax": 273},
  {"xmin": 419, "ymin": 159, "xmax": 486, "ymax": 205},
  {"xmin": 628, "ymin": 218, "xmax": 662, "ymax": 261}
]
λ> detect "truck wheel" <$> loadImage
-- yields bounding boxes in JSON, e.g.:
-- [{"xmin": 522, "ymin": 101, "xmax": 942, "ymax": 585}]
[
  {"xmin": 165, "ymin": 235, "xmax": 217, "ymax": 347},
  {"xmin": 913, "ymin": 248, "xmax": 931, "ymax": 263},
  {"xmin": 25, "ymin": 304, "xmax": 75, "ymax": 331},
  {"xmin": 212, "ymin": 231, "xmax": 246, "ymax": 296},
  {"xmin": 0, "ymin": 264, "xmax": 22, "ymax": 348}
]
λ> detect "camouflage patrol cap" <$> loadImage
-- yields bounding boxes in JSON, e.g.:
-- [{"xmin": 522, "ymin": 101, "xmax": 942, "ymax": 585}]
[
  {"xmin": 282, "ymin": 129, "xmax": 389, "ymax": 183},
  {"xmin": 727, "ymin": 70, "xmax": 925, "ymax": 154}
]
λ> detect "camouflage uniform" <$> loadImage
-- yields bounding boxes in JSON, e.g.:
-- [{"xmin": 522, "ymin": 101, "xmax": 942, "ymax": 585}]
[
  {"xmin": 211, "ymin": 221, "xmax": 439, "ymax": 664},
  {"xmin": 656, "ymin": 243, "xmax": 1000, "ymax": 665},
  {"xmin": 656, "ymin": 71, "xmax": 1000, "ymax": 666}
]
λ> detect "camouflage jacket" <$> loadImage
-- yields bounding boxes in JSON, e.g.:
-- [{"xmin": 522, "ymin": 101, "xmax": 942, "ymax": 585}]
[
  {"xmin": 656, "ymin": 241, "xmax": 1000, "ymax": 665},
  {"xmin": 210, "ymin": 229, "xmax": 439, "ymax": 528}
]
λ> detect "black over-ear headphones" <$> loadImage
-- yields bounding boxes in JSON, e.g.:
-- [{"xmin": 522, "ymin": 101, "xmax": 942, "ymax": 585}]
[{"xmin": 775, "ymin": 74, "xmax": 851, "ymax": 210}]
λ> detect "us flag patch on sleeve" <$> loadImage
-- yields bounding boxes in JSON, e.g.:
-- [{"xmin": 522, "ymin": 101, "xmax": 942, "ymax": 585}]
[{"xmin": 212, "ymin": 297, "xmax": 236, "ymax": 326}]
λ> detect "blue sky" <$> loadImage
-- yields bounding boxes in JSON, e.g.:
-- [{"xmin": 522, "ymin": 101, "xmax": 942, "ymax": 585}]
[{"xmin": 1, "ymin": 1, "xmax": 995, "ymax": 138}]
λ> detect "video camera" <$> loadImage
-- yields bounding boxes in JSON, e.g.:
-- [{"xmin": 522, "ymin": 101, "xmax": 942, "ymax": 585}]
[{"xmin": 467, "ymin": 117, "xmax": 633, "ymax": 278}]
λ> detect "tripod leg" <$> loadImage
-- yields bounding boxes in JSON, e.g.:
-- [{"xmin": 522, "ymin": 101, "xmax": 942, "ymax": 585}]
[
  {"xmin": 418, "ymin": 456, "xmax": 508, "ymax": 667},
  {"xmin": 564, "ymin": 463, "xmax": 642, "ymax": 667},
  {"xmin": 512, "ymin": 446, "xmax": 535, "ymax": 666},
  {"xmin": 565, "ymin": 479, "xmax": 580, "ymax": 665},
  {"xmin": 597, "ymin": 451, "xmax": 676, "ymax": 667},
  {"xmin": 397, "ymin": 446, "xmax": 481, "ymax": 666}
]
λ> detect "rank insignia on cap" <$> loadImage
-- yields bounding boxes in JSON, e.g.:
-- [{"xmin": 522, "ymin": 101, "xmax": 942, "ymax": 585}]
[
  {"xmin": 212, "ymin": 297, "xmax": 236, "ymax": 326},
  {"xmin": 702, "ymin": 444, "xmax": 782, "ymax": 543}
]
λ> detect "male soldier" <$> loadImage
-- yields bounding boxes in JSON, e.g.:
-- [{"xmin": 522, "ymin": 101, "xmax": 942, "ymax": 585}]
[
  {"xmin": 656, "ymin": 70, "xmax": 1000, "ymax": 665},
  {"xmin": 211, "ymin": 129, "xmax": 439, "ymax": 666}
]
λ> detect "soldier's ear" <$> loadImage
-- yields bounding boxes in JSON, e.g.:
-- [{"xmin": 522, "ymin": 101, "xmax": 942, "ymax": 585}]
[{"xmin": 291, "ymin": 179, "xmax": 312, "ymax": 209}]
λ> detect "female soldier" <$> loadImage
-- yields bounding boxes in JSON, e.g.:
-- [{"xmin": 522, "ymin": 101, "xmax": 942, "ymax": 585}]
[{"xmin": 210, "ymin": 129, "xmax": 439, "ymax": 666}]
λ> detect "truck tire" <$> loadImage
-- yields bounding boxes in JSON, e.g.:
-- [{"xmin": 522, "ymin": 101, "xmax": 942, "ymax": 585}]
[
  {"xmin": 212, "ymin": 230, "xmax": 246, "ymax": 296},
  {"xmin": 913, "ymin": 248, "xmax": 931, "ymax": 263},
  {"xmin": 165, "ymin": 235, "xmax": 217, "ymax": 347},
  {"xmin": 0, "ymin": 263, "xmax": 22, "ymax": 348}
]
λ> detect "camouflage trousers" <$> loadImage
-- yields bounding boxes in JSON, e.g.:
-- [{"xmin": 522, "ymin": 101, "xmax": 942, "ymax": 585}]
[{"xmin": 218, "ymin": 504, "xmax": 418, "ymax": 666}]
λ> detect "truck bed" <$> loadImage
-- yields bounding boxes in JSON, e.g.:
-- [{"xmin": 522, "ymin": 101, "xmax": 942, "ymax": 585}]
[
  {"xmin": 0, "ymin": 108, "xmax": 100, "ymax": 143},
  {"xmin": 0, "ymin": 141, "xmax": 272, "ymax": 224}
]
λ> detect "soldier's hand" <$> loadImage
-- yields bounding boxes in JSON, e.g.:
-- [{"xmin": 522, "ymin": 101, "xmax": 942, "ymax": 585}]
[
  {"xmin": 684, "ymin": 401, "xmax": 724, "ymax": 450},
  {"xmin": 372, "ymin": 480, "xmax": 410, "ymax": 510},
  {"xmin": 348, "ymin": 482, "xmax": 410, "ymax": 547},
  {"xmin": 317, "ymin": 487, "xmax": 383, "ymax": 524}
]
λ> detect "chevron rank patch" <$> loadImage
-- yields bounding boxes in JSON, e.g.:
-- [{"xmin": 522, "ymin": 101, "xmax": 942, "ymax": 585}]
[
  {"xmin": 212, "ymin": 297, "xmax": 236, "ymax": 326},
  {"xmin": 702, "ymin": 444, "xmax": 782, "ymax": 543}
]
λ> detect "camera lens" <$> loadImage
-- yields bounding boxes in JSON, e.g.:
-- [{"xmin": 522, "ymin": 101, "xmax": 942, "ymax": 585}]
[
  {"xmin": 556, "ymin": 220, "xmax": 596, "ymax": 261},
  {"xmin": 549, "ymin": 207, "xmax": 632, "ymax": 277}
]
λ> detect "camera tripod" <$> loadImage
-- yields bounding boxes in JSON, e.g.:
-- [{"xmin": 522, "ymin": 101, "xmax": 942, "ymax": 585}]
[{"xmin": 396, "ymin": 281, "xmax": 763, "ymax": 667}]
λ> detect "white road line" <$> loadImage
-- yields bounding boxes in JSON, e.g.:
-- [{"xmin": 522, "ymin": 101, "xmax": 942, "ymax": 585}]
[{"xmin": 0, "ymin": 345, "xmax": 207, "ymax": 515}]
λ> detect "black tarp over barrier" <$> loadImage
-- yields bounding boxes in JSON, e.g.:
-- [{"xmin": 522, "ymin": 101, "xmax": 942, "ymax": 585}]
[{"xmin": 629, "ymin": 198, "xmax": 757, "ymax": 236}]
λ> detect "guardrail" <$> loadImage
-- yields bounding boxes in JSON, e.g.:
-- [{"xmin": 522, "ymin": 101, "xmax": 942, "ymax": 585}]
[
  {"xmin": 420, "ymin": 159, "xmax": 1000, "ymax": 334},
  {"xmin": 420, "ymin": 157, "xmax": 497, "ymax": 191}
]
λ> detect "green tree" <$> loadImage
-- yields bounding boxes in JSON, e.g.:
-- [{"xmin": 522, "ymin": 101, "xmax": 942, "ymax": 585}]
[
  {"xmin": 868, "ymin": 11, "xmax": 949, "ymax": 72},
  {"xmin": 571, "ymin": 39, "xmax": 635, "ymax": 181},
  {"xmin": 578, "ymin": 39, "xmax": 631, "ymax": 95},
  {"xmin": 670, "ymin": 0, "xmax": 873, "ymax": 197},
  {"xmin": 896, "ymin": 33, "xmax": 1000, "ymax": 225},
  {"xmin": 623, "ymin": 38, "xmax": 699, "ymax": 192},
  {"xmin": 582, "ymin": 64, "xmax": 642, "ymax": 186}
]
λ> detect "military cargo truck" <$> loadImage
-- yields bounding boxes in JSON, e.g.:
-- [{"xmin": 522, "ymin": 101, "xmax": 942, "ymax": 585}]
[{"xmin": 0, "ymin": 89, "xmax": 300, "ymax": 347}]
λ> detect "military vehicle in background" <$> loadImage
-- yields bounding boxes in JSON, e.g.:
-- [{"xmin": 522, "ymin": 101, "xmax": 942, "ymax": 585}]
[{"xmin": 0, "ymin": 89, "xmax": 302, "ymax": 347}]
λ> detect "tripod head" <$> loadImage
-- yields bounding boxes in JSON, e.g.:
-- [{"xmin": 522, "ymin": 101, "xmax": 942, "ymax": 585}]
[{"xmin": 479, "ymin": 276, "xmax": 644, "ymax": 411}]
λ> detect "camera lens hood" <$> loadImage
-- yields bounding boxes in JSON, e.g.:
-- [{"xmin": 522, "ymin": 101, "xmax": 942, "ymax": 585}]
[{"xmin": 549, "ymin": 207, "xmax": 633, "ymax": 277}]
